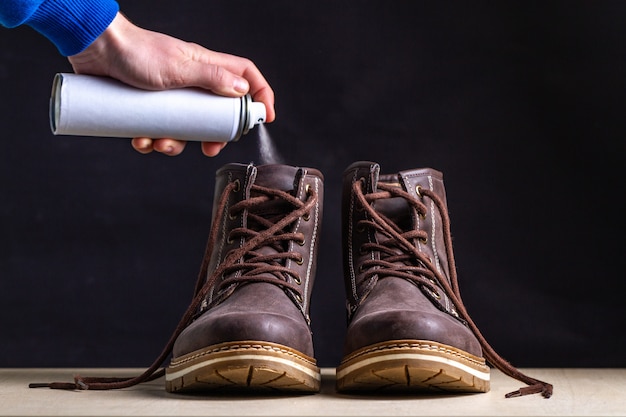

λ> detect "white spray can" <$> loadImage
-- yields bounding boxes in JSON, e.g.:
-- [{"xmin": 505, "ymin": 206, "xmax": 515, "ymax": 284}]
[{"xmin": 49, "ymin": 73, "xmax": 266, "ymax": 142}]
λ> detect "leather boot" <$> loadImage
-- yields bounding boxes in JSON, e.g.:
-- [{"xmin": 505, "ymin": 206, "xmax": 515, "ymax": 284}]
[
  {"xmin": 166, "ymin": 163, "xmax": 324, "ymax": 393},
  {"xmin": 336, "ymin": 161, "xmax": 489, "ymax": 393},
  {"xmin": 336, "ymin": 161, "xmax": 553, "ymax": 398}
]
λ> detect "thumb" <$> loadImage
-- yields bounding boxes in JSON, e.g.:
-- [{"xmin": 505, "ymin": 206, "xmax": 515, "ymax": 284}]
[{"xmin": 182, "ymin": 61, "xmax": 249, "ymax": 97}]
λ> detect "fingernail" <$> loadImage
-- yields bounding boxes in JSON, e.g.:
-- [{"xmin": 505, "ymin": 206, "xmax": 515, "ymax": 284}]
[{"xmin": 233, "ymin": 78, "xmax": 249, "ymax": 93}]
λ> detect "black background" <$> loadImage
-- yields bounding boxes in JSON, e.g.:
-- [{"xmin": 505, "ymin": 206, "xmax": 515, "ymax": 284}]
[{"xmin": 1, "ymin": 1, "xmax": 624, "ymax": 369}]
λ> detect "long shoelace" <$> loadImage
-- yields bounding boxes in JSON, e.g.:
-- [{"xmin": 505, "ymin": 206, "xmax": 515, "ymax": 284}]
[
  {"xmin": 30, "ymin": 181, "xmax": 317, "ymax": 390},
  {"xmin": 352, "ymin": 180, "xmax": 553, "ymax": 399}
]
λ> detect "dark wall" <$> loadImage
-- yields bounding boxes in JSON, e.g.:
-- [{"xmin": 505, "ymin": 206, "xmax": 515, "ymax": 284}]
[{"xmin": 1, "ymin": 1, "xmax": 624, "ymax": 369}]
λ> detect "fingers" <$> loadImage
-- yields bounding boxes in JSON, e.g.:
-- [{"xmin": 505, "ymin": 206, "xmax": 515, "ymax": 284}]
[
  {"xmin": 132, "ymin": 138, "xmax": 227, "ymax": 157},
  {"xmin": 201, "ymin": 142, "xmax": 227, "ymax": 157},
  {"xmin": 131, "ymin": 137, "xmax": 153, "ymax": 154},
  {"xmin": 131, "ymin": 138, "xmax": 186, "ymax": 156}
]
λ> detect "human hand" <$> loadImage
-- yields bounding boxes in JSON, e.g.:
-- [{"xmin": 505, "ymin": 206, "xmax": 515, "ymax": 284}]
[{"xmin": 67, "ymin": 12, "xmax": 275, "ymax": 157}]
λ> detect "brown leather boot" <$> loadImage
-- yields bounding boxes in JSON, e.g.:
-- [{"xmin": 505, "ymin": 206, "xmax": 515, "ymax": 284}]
[
  {"xmin": 336, "ymin": 162, "xmax": 552, "ymax": 397},
  {"xmin": 27, "ymin": 163, "xmax": 325, "ymax": 393},
  {"xmin": 166, "ymin": 163, "xmax": 323, "ymax": 393},
  {"xmin": 336, "ymin": 161, "xmax": 489, "ymax": 393}
]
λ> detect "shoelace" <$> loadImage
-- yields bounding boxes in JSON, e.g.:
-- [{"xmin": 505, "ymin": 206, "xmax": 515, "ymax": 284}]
[
  {"xmin": 352, "ymin": 180, "xmax": 553, "ymax": 399},
  {"xmin": 30, "ymin": 180, "xmax": 317, "ymax": 390}
]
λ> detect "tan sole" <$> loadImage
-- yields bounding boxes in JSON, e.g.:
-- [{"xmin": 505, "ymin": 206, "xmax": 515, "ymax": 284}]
[
  {"xmin": 166, "ymin": 341, "xmax": 321, "ymax": 393},
  {"xmin": 336, "ymin": 340, "xmax": 490, "ymax": 394}
]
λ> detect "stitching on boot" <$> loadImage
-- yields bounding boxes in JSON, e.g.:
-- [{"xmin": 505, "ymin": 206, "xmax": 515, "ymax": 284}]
[
  {"xmin": 302, "ymin": 176, "xmax": 320, "ymax": 312},
  {"xmin": 428, "ymin": 175, "xmax": 450, "ymax": 312},
  {"xmin": 342, "ymin": 342, "xmax": 487, "ymax": 368},
  {"xmin": 170, "ymin": 343, "xmax": 317, "ymax": 367},
  {"xmin": 347, "ymin": 169, "xmax": 360, "ymax": 303}
]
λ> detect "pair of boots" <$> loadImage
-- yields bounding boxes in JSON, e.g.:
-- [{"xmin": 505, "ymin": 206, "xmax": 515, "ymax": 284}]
[
  {"xmin": 33, "ymin": 161, "xmax": 552, "ymax": 398},
  {"xmin": 165, "ymin": 161, "xmax": 550, "ymax": 398}
]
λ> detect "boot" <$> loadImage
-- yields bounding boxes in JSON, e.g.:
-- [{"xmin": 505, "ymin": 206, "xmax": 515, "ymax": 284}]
[
  {"xmin": 336, "ymin": 161, "xmax": 552, "ymax": 398},
  {"xmin": 166, "ymin": 163, "xmax": 324, "ymax": 393}
]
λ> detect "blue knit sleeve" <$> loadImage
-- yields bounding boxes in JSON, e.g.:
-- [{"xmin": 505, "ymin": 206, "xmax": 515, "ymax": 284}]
[
  {"xmin": 0, "ymin": 0, "xmax": 44, "ymax": 27},
  {"xmin": 0, "ymin": 0, "xmax": 120, "ymax": 56}
]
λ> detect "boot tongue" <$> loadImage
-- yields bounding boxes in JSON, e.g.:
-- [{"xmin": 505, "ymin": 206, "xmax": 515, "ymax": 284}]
[
  {"xmin": 253, "ymin": 164, "xmax": 300, "ymax": 192},
  {"xmin": 246, "ymin": 165, "xmax": 303, "ymax": 223},
  {"xmin": 375, "ymin": 174, "xmax": 412, "ymax": 231},
  {"xmin": 243, "ymin": 165, "xmax": 303, "ymax": 269}
]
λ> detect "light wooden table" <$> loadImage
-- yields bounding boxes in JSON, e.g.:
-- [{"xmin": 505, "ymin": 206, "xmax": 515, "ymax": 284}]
[{"xmin": 1, "ymin": 368, "xmax": 624, "ymax": 416}]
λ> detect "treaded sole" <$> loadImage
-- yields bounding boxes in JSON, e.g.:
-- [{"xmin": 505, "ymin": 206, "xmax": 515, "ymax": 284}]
[
  {"xmin": 336, "ymin": 339, "xmax": 490, "ymax": 394},
  {"xmin": 166, "ymin": 341, "xmax": 321, "ymax": 393}
]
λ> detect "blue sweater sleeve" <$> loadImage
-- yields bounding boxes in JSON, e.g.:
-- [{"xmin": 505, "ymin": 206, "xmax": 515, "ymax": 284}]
[{"xmin": 0, "ymin": 0, "xmax": 119, "ymax": 56}]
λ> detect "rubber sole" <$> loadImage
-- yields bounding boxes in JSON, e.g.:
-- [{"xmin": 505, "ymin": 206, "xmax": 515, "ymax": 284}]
[
  {"xmin": 165, "ymin": 341, "xmax": 321, "ymax": 393},
  {"xmin": 336, "ymin": 340, "xmax": 490, "ymax": 394}
]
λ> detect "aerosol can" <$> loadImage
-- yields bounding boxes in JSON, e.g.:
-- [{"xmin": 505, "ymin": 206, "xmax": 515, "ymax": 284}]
[{"xmin": 50, "ymin": 73, "xmax": 266, "ymax": 142}]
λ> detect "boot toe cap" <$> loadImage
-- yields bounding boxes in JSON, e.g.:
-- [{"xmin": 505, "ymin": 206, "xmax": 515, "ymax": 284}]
[
  {"xmin": 344, "ymin": 308, "xmax": 483, "ymax": 357},
  {"xmin": 173, "ymin": 309, "xmax": 314, "ymax": 358}
]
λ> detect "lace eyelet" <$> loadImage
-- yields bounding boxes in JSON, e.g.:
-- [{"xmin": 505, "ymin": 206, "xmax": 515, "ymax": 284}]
[
  {"xmin": 295, "ymin": 255, "xmax": 304, "ymax": 265},
  {"xmin": 358, "ymin": 264, "xmax": 366, "ymax": 273},
  {"xmin": 302, "ymin": 212, "xmax": 310, "ymax": 221},
  {"xmin": 295, "ymin": 293, "xmax": 303, "ymax": 303},
  {"xmin": 358, "ymin": 245, "xmax": 368, "ymax": 255},
  {"xmin": 232, "ymin": 179, "xmax": 241, "ymax": 192},
  {"xmin": 427, "ymin": 279, "xmax": 441, "ymax": 300},
  {"xmin": 305, "ymin": 183, "xmax": 311, "ymax": 194},
  {"xmin": 226, "ymin": 234, "xmax": 234, "ymax": 244},
  {"xmin": 228, "ymin": 211, "xmax": 238, "ymax": 220},
  {"xmin": 356, "ymin": 223, "xmax": 366, "ymax": 233},
  {"xmin": 415, "ymin": 185, "xmax": 422, "ymax": 197},
  {"xmin": 297, "ymin": 237, "xmax": 306, "ymax": 246},
  {"xmin": 419, "ymin": 236, "xmax": 428, "ymax": 244},
  {"xmin": 294, "ymin": 276, "xmax": 302, "ymax": 285}
]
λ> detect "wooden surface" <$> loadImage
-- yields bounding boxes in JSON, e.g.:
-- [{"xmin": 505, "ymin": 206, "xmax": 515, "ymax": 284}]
[{"xmin": 1, "ymin": 368, "xmax": 624, "ymax": 416}]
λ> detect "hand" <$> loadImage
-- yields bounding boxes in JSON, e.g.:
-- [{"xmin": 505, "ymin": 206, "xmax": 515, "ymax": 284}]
[{"xmin": 67, "ymin": 12, "xmax": 275, "ymax": 157}]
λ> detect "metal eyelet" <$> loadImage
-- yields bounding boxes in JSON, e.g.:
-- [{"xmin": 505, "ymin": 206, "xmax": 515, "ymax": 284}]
[
  {"xmin": 415, "ymin": 185, "xmax": 422, "ymax": 197},
  {"xmin": 232, "ymin": 179, "xmax": 241, "ymax": 192},
  {"xmin": 428, "ymin": 279, "xmax": 441, "ymax": 300},
  {"xmin": 301, "ymin": 185, "xmax": 311, "ymax": 220},
  {"xmin": 295, "ymin": 293, "xmax": 303, "ymax": 303},
  {"xmin": 294, "ymin": 276, "xmax": 302, "ymax": 285},
  {"xmin": 297, "ymin": 237, "xmax": 306, "ymax": 246},
  {"xmin": 419, "ymin": 236, "xmax": 428, "ymax": 244},
  {"xmin": 228, "ymin": 210, "xmax": 237, "ymax": 220},
  {"xmin": 295, "ymin": 255, "xmax": 304, "ymax": 265},
  {"xmin": 226, "ymin": 234, "xmax": 234, "ymax": 244},
  {"xmin": 358, "ymin": 264, "xmax": 366, "ymax": 273}
]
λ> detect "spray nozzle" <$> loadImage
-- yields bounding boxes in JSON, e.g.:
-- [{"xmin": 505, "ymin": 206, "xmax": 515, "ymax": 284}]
[{"xmin": 248, "ymin": 101, "xmax": 266, "ymax": 130}]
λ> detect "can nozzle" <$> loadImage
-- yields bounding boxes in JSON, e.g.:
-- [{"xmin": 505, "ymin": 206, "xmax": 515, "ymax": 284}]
[{"xmin": 248, "ymin": 101, "xmax": 266, "ymax": 130}]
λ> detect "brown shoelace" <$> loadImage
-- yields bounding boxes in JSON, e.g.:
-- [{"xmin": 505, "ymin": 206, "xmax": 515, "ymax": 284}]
[
  {"xmin": 352, "ymin": 179, "xmax": 553, "ymax": 398},
  {"xmin": 29, "ymin": 180, "xmax": 317, "ymax": 390}
]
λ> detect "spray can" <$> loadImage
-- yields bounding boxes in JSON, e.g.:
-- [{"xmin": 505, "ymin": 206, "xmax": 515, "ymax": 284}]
[{"xmin": 49, "ymin": 73, "xmax": 266, "ymax": 142}]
